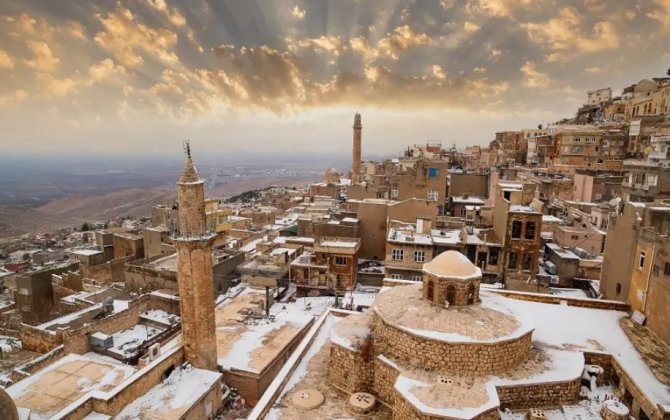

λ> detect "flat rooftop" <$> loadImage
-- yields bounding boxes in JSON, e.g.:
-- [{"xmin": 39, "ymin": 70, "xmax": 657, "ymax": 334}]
[
  {"xmin": 7, "ymin": 353, "xmax": 136, "ymax": 419},
  {"xmin": 215, "ymin": 286, "xmax": 314, "ymax": 374},
  {"xmin": 116, "ymin": 364, "xmax": 221, "ymax": 420}
]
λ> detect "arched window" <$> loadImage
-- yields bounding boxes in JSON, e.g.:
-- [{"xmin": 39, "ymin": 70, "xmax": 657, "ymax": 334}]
[
  {"xmin": 467, "ymin": 283, "xmax": 476, "ymax": 304},
  {"xmin": 446, "ymin": 284, "xmax": 456, "ymax": 306},
  {"xmin": 427, "ymin": 281, "xmax": 434, "ymax": 301}
]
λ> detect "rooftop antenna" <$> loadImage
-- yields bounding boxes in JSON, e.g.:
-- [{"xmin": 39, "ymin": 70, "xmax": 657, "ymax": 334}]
[{"xmin": 183, "ymin": 139, "xmax": 191, "ymax": 158}]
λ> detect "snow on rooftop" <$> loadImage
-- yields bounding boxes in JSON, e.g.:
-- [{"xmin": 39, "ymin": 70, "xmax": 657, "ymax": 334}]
[
  {"xmin": 116, "ymin": 364, "xmax": 221, "ymax": 419},
  {"xmin": 140, "ymin": 309, "xmax": 180, "ymax": 326},
  {"xmin": 502, "ymin": 297, "xmax": 670, "ymax": 409},
  {"xmin": 70, "ymin": 249, "xmax": 102, "ymax": 256},
  {"xmin": 264, "ymin": 314, "xmax": 342, "ymax": 420},
  {"xmin": 431, "ymin": 229, "xmax": 461, "ymax": 245},
  {"xmin": 217, "ymin": 297, "xmax": 314, "ymax": 373},
  {"xmin": 542, "ymin": 215, "xmax": 563, "ymax": 223},
  {"xmin": 388, "ymin": 228, "xmax": 432, "ymax": 245},
  {"xmin": 510, "ymin": 205, "xmax": 539, "ymax": 213},
  {"xmin": 452, "ymin": 196, "xmax": 485, "ymax": 204},
  {"xmin": 318, "ymin": 240, "xmax": 359, "ymax": 248}
]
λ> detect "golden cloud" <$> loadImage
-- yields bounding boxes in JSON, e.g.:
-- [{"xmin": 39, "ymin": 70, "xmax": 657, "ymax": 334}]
[
  {"xmin": 0, "ymin": 49, "xmax": 14, "ymax": 69},
  {"xmin": 524, "ymin": 7, "xmax": 619, "ymax": 61},
  {"xmin": 291, "ymin": 5, "xmax": 306, "ymax": 20},
  {"xmin": 24, "ymin": 41, "xmax": 59, "ymax": 71},
  {"xmin": 94, "ymin": 4, "xmax": 179, "ymax": 67},
  {"xmin": 520, "ymin": 61, "xmax": 550, "ymax": 88}
]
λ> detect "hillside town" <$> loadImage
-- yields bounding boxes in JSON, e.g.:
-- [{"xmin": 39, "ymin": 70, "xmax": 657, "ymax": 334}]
[{"xmin": 0, "ymin": 75, "xmax": 670, "ymax": 419}]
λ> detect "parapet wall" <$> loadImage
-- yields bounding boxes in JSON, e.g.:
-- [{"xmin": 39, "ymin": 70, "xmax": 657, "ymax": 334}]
[
  {"xmin": 392, "ymin": 392, "xmax": 499, "ymax": 420},
  {"xmin": 488, "ymin": 289, "xmax": 630, "ymax": 311},
  {"xmin": 372, "ymin": 312, "xmax": 532, "ymax": 374},
  {"xmin": 496, "ymin": 378, "xmax": 581, "ymax": 410}
]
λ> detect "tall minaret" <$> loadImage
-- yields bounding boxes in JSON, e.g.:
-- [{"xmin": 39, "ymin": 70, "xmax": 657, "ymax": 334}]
[
  {"xmin": 352, "ymin": 112, "xmax": 362, "ymax": 184},
  {"xmin": 173, "ymin": 142, "xmax": 217, "ymax": 370}
]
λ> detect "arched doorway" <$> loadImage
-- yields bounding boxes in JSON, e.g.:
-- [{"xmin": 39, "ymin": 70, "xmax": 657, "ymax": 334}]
[
  {"xmin": 427, "ymin": 281, "xmax": 434, "ymax": 300},
  {"xmin": 446, "ymin": 284, "xmax": 456, "ymax": 306}
]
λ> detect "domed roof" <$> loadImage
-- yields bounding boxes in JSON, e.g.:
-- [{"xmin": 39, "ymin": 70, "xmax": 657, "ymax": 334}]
[
  {"xmin": 325, "ymin": 167, "xmax": 340, "ymax": 176},
  {"xmin": 0, "ymin": 387, "xmax": 19, "ymax": 420},
  {"xmin": 423, "ymin": 250, "xmax": 481, "ymax": 280}
]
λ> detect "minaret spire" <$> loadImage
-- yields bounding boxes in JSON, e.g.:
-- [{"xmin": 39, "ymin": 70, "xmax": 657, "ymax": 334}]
[
  {"xmin": 352, "ymin": 112, "xmax": 362, "ymax": 184},
  {"xmin": 173, "ymin": 145, "xmax": 218, "ymax": 370}
]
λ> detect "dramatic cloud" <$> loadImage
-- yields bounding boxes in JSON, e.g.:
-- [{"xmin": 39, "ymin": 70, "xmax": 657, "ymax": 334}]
[{"xmin": 0, "ymin": 0, "xmax": 667, "ymax": 155}]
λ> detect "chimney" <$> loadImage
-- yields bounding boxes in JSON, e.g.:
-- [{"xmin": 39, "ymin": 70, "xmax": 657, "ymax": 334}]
[{"xmin": 352, "ymin": 113, "xmax": 362, "ymax": 184}]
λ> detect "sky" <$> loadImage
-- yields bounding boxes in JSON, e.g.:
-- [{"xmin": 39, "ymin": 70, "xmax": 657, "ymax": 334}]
[{"xmin": 0, "ymin": 0, "xmax": 669, "ymax": 158}]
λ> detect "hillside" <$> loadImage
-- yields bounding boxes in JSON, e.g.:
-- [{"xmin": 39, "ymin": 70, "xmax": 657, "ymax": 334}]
[
  {"xmin": 0, "ymin": 206, "xmax": 80, "ymax": 239},
  {"xmin": 37, "ymin": 187, "xmax": 175, "ymax": 222}
]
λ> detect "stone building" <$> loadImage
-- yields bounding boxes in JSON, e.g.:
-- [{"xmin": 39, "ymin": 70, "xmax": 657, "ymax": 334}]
[
  {"xmin": 290, "ymin": 237, "xmax": 361, "ymax": 296},
  {"xmin": 384, "ymin": 219, "xmax": 434, "ymax": 281},
  {"xmin": 492, "ymin": 190, "xmax": 542, "ymax": 281}
]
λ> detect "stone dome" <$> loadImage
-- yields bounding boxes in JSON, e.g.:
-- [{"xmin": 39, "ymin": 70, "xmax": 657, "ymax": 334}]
[
  {"xmin": 0, "ymin": 387, "xmax": 19, "ymax": 420},
  {"xmin": 422, "ymin": 251, "xmax": 481, "ymax": 307},
  {"xmin": 423, "ymin": 250, "xmax": 481, "ymax": 280},
  {"xmin": 324, "ymin": 167, "xmax": 341, "ymax": 184}
]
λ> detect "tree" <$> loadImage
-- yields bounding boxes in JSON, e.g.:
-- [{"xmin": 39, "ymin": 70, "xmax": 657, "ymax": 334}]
[
  {"xmin": 81, "ymin": 222, "xmax": 90, "ymax": 231},
  {"xmin": 538, "ymin": 123, "xmax": 543, "ymax": 130},
  {"xmin": 667, "ymin": 67, "xmax": 670, "ymax": 77}
]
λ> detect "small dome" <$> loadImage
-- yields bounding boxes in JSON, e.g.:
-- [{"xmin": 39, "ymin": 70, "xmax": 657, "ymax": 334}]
[
  {"xmin": 423, "ymin": 250, "xmax": 480, "ymax": 280},
  {"xmin": 324, "ymin": 167, "xmax": 341, "ymax": 184},
  {"xmin": 0, "ymin": 387, "xmax": 19, "ymax": 420}
]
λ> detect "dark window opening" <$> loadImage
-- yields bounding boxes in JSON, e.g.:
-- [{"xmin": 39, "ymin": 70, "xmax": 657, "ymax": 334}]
[
  {"xmin": 525, "ymin": 222, "xmax": 536, "ymax": 240},
  {"xmin": 664, "ymin": 262, "xmax": 670, "ymax": 276},
  {"xmin": 616, "ymin": 282, "xmax": 622, "ymax": 295},
  {"xmin": 503, "ymin": 191, "xmax": 511, "ymax": 200},
  {"xmin": 508, "ymin": 252, "xmax": 518, "ymax": 269},
  {"xmin": 523, "ymin": 253, "xmax": 533, "ymax": 270},
  {"xmin": 511, "ymin": 221, "xmax": 522, "ymax": 239},
  {"xmin": 446, "ymin": 285, "xmax": 456, "ymax": 306},
  {"xmin": 427, "ymin": 281, "xmax": 434, "ymax": 300},
  {"xmin": 489, "ymin": 249, "xmax": 499, "ymax": 265}
]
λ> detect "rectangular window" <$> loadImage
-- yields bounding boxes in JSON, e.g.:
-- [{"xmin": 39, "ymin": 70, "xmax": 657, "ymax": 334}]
[
  {"xmin": 489, "ymin": 248, "xmax": 499, "ymax": 265},
  {"xmin": 391, "ymin": 274, "xmax": 403, "ymax": 280},
  {"xmin": 427, "ymin": 189, "xmax": 439, "ymax": 200},
  {"xmin": 524, "ymin": 222, "xmax": 536, "ymax": 240},
  {"xmin": 391, "ymin": 188, "xmax": 399, "ymax": 198},
  {"xmin": 335, "ymin": 256, "xmax": 347, "ymax": 266},
  {"xmin": 18, "ymin": 288, "xmax": 30, "ymax": 296},
  {"xmin": 523, "ymin": 253, "xmax": 533, "ymax": 270},
  {"xmin": 511, "ymin": 221, "xmax": 522, "ymax": 239},
  {"xmin": 508, "ymin": 252, "xmax": 518, "ymax": 269},
  {"xmin": 571, "ymin": 235, "xmax": 580, "ymax": 240},
  {"xmin": 639, "ymin": 251, "xmax": 646, "ymax": 269},
  {"xmin": 411, "ymin": 275, "xmax": 422, "ymax": 282},
  {"xmin": 414, "ymin": 250, "xmax": 425, "ymax": 263},
  {"xmin": 653, "ymin": 264, "xmax": 660, "ymax": 277},
  {"xmin": 664, "ymin": 262, "xmax": 670, "ymax": 276},
  {"xmin": 427, "ymin": 167, "xmax": 438, "ymax": 178},
  {"xmin": 392, "ymin": 249, "xmax": 404, "ymax": 261}
]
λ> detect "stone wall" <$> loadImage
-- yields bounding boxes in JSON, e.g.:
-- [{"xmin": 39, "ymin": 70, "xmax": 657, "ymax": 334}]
[
  {"xmin": 19, "ymin": 324, "xmax": 62, "ymax": 353},
  {"xmin": 372, "ymin": 356, "xmax": 400, "ymax": 407},
  {"xmin": 496, "ymin": 377, "xmax": 581, "ymax": 410},
  {"xmin": 489, "ymin": 289, "xmax": 630, "ymax": 311},
  {"xmin": 328, "ymin": 341, "xmax": 374, "ymax": 393},
  {"xmin": 373, "ymin": 312, "xmax": 532, "ymax": 374},
  {"xmin": 392, "ymin": 392, "xmax": 499, "ymax": 420}
]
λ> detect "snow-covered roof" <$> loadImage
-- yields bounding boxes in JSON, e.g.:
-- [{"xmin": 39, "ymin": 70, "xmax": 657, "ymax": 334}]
[
  {"xmin": 423, "ymin": 250, "xmax": 481, "ymax": 280},
  {"xmin": 431, "ymin": 229, "xmax": 461, "ymax": 245},
  {"xmin": 452, "ymin": 196, "xmax": 485, "ymax": 205},
  {"xmin": 388, "ymin": 228, "xmax": 432, "ymax": 245},
  {"xmin": 116, "ymin": 364, "xmax": 221, "ymax": 419}
]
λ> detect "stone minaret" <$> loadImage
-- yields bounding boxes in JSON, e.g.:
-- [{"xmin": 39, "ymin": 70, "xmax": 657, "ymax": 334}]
[
  {"xmin": 352, "ymin": 112, "xmax": 362, "ymax": 184},
  {"xmin": 173, "ymin": 142, "xmax": 217, "ymax": 370}
]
